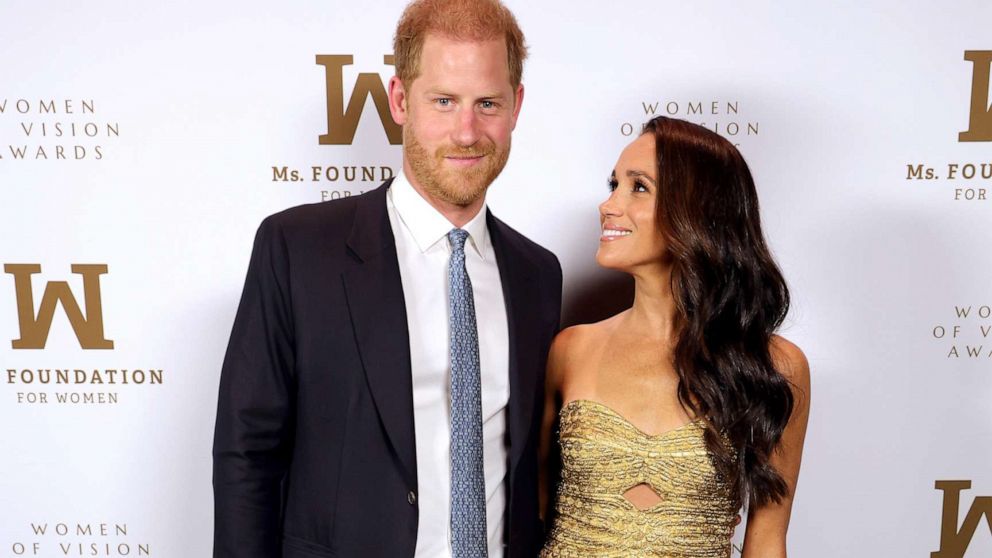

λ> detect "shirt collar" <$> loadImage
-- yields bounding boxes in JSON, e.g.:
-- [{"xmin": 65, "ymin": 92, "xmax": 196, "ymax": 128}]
[{"xmin": 389, "ymin": 171, "xmax": 489, "ymax": 260}]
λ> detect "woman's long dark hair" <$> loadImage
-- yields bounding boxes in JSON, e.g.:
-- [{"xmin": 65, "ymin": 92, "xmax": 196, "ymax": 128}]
[{"xmin": 642, "ymin": 116, "xmax": 793, "ymax": 509}]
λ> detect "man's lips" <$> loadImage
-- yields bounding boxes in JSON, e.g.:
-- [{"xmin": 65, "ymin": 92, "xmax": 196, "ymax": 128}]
[{"xmin": 444, "ymin": 154, "xmax": 485, "ymax": 167}]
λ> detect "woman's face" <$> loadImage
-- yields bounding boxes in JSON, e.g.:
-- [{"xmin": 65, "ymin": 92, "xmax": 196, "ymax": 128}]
[{"xmin": 596, "ymin": 133, "xmax": 669, "ymax": 272}]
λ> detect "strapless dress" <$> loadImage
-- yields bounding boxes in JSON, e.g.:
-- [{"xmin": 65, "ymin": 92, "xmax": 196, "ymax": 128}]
[{"xmin": 540, "ymin": 399, "xmax": 738, "ymax": 558}]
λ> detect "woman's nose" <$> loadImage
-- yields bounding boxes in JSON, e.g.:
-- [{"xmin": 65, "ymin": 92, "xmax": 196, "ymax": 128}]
[{"xmin": 599, "ymin": 190, "xmax": 622, "ymax": 217}]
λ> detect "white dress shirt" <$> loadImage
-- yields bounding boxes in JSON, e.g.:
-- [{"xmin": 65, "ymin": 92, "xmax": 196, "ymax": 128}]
[{"xmin": 386, "ymin": 172, "xmax": 510, "ymax": 558}]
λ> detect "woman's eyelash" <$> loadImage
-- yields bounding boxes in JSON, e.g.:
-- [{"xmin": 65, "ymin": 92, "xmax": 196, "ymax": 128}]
[{"xmin": 608, "ymin": 177, "xmax": 650, "ymax": 193}]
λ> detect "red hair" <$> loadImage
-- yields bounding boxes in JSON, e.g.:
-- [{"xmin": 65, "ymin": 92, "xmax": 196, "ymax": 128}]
[{"xmin": 393, "ymin": 0, "xmax": 528, "ymax": 88}]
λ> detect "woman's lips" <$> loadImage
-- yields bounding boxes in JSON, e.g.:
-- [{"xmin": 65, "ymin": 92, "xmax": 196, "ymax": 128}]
[{"xmin": 600, "ymin": 225, "xmax": 632, "ymax": 242}]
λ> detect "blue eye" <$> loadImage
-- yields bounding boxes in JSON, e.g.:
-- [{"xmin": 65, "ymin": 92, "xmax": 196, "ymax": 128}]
[
  {"xmin": 479, "ymin": 100, "xmax": 500, "ymax": 113},
  {"xmin": 436, "ymin": 98, "xmax": 451, "ymax": 107}
]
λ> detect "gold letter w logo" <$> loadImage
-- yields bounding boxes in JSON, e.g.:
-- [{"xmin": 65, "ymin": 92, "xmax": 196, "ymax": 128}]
[
  {"xmin": 932, "ymin": 480, "xmax": 992, "ymax": 557},
  {"xmin": 960, "ymin": 51, "xmax": 992, "ymax": 142},
  {"xmin": 4, "ymin": 264, "xmax": 114, "ymax": 350},
  {"xmin": 316, "ymin": 54, "xmax": 402, "ymax": 145}
]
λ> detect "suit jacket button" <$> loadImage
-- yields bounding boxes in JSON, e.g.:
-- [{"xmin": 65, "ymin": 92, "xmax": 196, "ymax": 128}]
[{"xmin": 408, "ymin": 491, "xmax": 417, "ymax": 505}]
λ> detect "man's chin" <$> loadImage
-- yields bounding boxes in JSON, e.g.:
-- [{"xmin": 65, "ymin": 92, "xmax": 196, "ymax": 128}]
[{"xmin": 433, "ymin": 182, "xmax": 489, "ymax": 206}]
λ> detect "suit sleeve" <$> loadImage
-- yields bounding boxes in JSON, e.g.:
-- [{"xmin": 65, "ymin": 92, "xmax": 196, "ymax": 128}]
[
  {"xmin": 539, "ymin": 251, "xmax": 564, "ymax": 544},
  {"xmin": 213, "ymin": 216, "xmax": 296, "ymax": 557}
]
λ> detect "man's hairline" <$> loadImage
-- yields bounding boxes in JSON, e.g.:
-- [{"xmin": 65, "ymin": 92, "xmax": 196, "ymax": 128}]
[{"xmin": 396, "ymin": 32, "xmax": 522, "ymax": 92}]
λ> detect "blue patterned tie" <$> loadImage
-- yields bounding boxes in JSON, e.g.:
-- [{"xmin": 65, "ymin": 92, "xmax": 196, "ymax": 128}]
[{"xmin": 448, "ymin": 228, "xmax": 488, "ymax": 558}]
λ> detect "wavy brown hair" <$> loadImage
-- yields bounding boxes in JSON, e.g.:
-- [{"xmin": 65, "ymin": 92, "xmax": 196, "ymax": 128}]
[{"xmin": 642, "ymin": 116, "xmax": 793, "ymax": 509}]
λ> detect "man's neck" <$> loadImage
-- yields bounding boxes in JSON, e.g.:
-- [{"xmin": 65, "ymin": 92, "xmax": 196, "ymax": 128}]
[{"xmin": 401, "ymin": 164, "xmax": 486, "ymax": 228}]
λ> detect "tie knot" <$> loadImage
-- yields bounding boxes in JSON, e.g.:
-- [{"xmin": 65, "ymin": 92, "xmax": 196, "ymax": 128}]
[{"xmin": 448, "ymin": 228, "xmax": 470, "ymax": 253}]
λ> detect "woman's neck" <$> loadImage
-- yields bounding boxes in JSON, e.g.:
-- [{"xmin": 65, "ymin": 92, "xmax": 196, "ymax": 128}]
[{"xmin": 625, "ymin": 265, "xmax": 679, "ymax": 343}]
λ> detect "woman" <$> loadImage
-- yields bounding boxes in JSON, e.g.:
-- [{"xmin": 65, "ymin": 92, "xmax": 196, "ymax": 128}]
[{"xmin": 539, "ymin": 116, "xmax": 810, "ymax": 557}]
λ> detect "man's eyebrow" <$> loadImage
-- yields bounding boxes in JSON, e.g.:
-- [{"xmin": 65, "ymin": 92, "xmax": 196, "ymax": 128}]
[{"xmin": 422, "ymin": 90, "xmax": 508, "ymax": 100}]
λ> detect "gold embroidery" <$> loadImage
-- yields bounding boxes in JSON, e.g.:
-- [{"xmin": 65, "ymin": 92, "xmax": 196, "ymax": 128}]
[{"xmin": 541, "ymin": 400, "xmax": 737, "ymax": 558}]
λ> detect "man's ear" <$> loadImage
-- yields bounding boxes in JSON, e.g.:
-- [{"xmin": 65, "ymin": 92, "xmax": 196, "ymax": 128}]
[
  {"xmin": 510, "ymin": 82, "xmax": 524, "ymax": 130},
  {"xmin": 388, "ymin": 76, "xmax": 408, "ymax": 126}
]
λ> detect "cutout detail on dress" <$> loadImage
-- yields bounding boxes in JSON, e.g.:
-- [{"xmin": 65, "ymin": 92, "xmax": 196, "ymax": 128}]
[{"xmin": 623, "ymin": 482, "xmax": 664, "ymax": 510}]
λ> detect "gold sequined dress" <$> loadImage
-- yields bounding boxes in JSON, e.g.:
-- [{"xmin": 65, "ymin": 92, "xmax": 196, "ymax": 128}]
[{"xmin": 540, "ymin": 399, "xmax": 738, "ymax": 558}]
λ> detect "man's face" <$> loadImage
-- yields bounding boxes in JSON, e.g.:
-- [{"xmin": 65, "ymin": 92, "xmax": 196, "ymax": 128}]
[{"xmin": 389, "ymin": 34, "xmax": 524, "ymax": 207}]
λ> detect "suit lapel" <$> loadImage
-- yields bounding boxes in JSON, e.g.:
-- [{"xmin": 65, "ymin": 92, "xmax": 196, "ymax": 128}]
[
  {"xmin": 341, "ymin": 190, "xmax": 542, "ymax": 490},
  {"xmin": 342, "ymin": 180, "xmax": 418, "ymax": 488},
  {"xmin": 487, "ymin": 212, "xmax": 540, "ymax": 474}
]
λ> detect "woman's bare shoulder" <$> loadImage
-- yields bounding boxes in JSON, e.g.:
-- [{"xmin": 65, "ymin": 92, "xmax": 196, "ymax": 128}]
[
  {"xmin": 552, "ymin": 313, "xmax": 625, "ymax": 356},
  {"xmin": 548, "ymin": 324, "xmax": 591, "ymax": 368},
  {"xmin": 548, "ymin": 313, "xmax": 626, "ymax": 387},
  {"xmin": 769, "ymin": 334, "xmax": 811, "ymax": 393}
]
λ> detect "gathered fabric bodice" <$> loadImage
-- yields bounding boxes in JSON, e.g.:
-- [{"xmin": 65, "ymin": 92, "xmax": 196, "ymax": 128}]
[{"xmin": 540, "ymin": 399, "xmax": 738, "ymax": 558}]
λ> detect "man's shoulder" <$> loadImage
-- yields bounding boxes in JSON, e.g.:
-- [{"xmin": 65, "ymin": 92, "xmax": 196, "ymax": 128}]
[
  {"xmin": 259, "ymin": 183, "xmax": 388, "ymax": 244},
  {"xmin": 263, "ymin": 194, "xmax": 360, "ymax": 235},
  {"xmin": 487, "ymin": 212, "xmax": 560, "ymax": 273}
]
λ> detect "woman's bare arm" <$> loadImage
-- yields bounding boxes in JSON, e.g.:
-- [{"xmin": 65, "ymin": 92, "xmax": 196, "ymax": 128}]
[
  {"xmin": 741, "ymin": 335, "xmax": 811, "ymax": 558},
  {"xmin": 539, "ymin": 328, "xmax": 574, "ymax": 522}
]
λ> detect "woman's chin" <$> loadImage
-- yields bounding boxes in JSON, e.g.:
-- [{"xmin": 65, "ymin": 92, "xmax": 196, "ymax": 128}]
[{"xmin": 595, "ymin": 250, "xmax": 629, "ymax": 271}]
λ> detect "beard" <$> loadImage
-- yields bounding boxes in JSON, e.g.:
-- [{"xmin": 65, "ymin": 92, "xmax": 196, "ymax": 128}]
[{"xmin": 404, "ymin": 126, "xmax": 511, "ymax": 207}]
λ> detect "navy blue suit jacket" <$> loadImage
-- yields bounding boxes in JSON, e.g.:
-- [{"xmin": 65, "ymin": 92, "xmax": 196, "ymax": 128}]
[{"xmin": 213, "ymin": 180, "xmax": 562, "ymax": 557}]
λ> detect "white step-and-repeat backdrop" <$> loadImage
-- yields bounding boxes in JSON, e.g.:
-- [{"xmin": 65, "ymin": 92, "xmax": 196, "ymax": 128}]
[{"xmin": 2, "ymin": 1, "xmax": 990, "ymax": 556}]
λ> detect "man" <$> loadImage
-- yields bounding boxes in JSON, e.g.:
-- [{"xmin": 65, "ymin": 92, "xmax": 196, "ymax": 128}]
[{"xmin": 212, "ymin": 0, "xmax": 562, "ymax": 556}]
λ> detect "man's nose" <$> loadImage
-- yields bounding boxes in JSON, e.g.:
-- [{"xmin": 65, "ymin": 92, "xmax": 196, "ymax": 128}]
[{"xmin": 452, "ymin": 106, "xmax": 481, "ymax": 147}]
